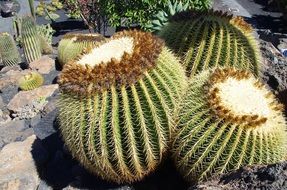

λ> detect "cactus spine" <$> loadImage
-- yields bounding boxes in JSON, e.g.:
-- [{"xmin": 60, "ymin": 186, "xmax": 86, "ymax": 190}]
[
  {"xmin": 19, "ymin": 72, "xmax": 44, "ymax": 91},
  {"xmin": 58, "ymin": 33, "xmax": 105, "ymax": 66},
  {"xmin": 159, "ymin": 11, "xmax": 262, "ymax": 77},
  {"xmin": 58, "ymin": 30, "xmax": 187, "ymax": 183},
  {"xmin": 21, "ymin": 16, "xmax": 42, "ymax": 63},
  {"xmin": 172, "ymin": 68, "xmax": 287, "ymax": 182},
  {"xmin": 0, "ymin": 33, "xmax": 21, "ymax": 66}
]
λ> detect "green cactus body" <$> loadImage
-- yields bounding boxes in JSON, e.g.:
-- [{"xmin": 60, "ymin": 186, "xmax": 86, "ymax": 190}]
[
  {"xmin": 159, "ymin": 11, "xmax": 262, "ymax": 77},
  {"xmin": 19, "ymin": 72, "xmax": 44, "ymax": 91},
  {"xmin": 0, "ymin": 33, "xmax": 21, "ymax": 66},
  {"xmin": 37, "ymin": 24, "xmax": 54, "ymax": 54},
  {"xmin": 58, "ymin": 33, "xmax": 105, "ymax": 66},
  {"xmin": 172, "ymin": 68, "xmax": 287, "ymax": 182},
  {"xmin": 21, "ymin": 16, "xmax": 42, "ymax": 63},
  {"xmin": 58, "ymin": 30, "xmax": 187, "ymax": 183}
]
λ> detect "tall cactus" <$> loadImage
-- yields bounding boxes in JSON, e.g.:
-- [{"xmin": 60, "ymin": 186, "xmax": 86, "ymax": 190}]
[
  {"xmin": 159, "ymin": 10, "xmax": 262, "ymax": 77},
  {"xmin": 172, "ymin": 68, "xmax": 287, "ymax": 182},
  {"xmin": 58, "ymin": 33, "xmax": 105, "ymax": 66},
  {"xmin": 21, "ymin": 16, "xmax": 42, "ymax": 63},
  {"xmin": 0, "ymin": 32, "xmax": 21, "ymax": 66},
  {"xmin": 58, "ymin": 30, "xmax": 187, "ymax": 183}
]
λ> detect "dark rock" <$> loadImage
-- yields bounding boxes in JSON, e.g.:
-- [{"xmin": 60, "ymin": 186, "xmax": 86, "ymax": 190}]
[
  {"xmin": 192, "ymin": 161, "xmax": 287, "ymax": 190},
  {"xmin": 30, "ymin": 114, "xmax": 42, "ymax": 127},
  {"xmin": 33, "ymin": 109, "xmax": 57, "ymax": 139},
  {"xmin": 260, "ymin": 40, "xmax": 287, "ymax": 92},
  {"xmin": 0, "ymin": 120, "xmax": 33, "ymax": 149},
  {"xmin": 0, "ymin": 84, "xmax": 18, "ymax": 105}
]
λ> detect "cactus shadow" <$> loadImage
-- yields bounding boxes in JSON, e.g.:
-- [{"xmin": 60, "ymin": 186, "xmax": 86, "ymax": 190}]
[{"xmin": 31, "ymin": 118, "xmax": 190, "ymax": 189}]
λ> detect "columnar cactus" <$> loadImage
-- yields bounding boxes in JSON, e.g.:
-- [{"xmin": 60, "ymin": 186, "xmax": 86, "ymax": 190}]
[
  {"xmin": 159, "ymin": 11, "xmax": 262, "ymax": 77},
  {"xmin": 19, "ymin": 72, "xmax": 44, "ymax": 91},
  {"xmin": 0, "ymin": 32, "xmax": 21, "ymax": 66},
  {"xmin": 57, "ymin": 33, "xmax": 105, "ymax": 66},
  {"xmin": 21, "ymin": 16, "xmax": 42, "ymax": 63},
  {"xmin": 172, "ymin": 68, "xmax": 287, "ymax": 182},
  {"xmin": 58, "ymin": 30, "xmax": 187, "ymax": 183}
]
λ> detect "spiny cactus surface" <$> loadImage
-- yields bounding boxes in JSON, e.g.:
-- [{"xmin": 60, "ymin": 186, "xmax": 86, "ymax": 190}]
[
  {"xmin": 172, "ymin": 68, "xmax": 287, "ymax": 182},
  {"xmin": 0, "ymin": 33, "xmax": 21, "ymax": 66},
  {"xmin": 58, "ymin": 30, "xmax": 187, "ymax": 183},
  {"xmin": 57, "ymin": 33, "xmax": 105, "ymax": 66},
  {"xmin": 159, "ymin": 10, "xmax": 261, "ymax": 77},
  {"xmin": 19, "ymin": 72, "xmax": 44, "ymax": 91},
  {"xmin": 21, "ymin": 16, "xmax": 42, "ymax": 63}
]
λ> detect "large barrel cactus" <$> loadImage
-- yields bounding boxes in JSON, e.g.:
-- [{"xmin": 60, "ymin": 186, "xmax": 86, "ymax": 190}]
[
  {"xmin": 159, "ymin": 11, "xmax": 262, "ymax": 77},
  {"xmin": 0, "ymin": 32, "xmax": 21, "ymax": 66},
  {"xmin": 57, "ymin": 33, "xmax": 105, "ymax": 66},
  {"xmin": 58, "ymin": 30, "xmax": 187, "ymax": 183},
  {"xmin": 172, "ymin": 67, "xmax": 287, "ymax": 182},
  {"xmin": 21, "ymin": 16, "xmax": 42, "ymax": 63}
]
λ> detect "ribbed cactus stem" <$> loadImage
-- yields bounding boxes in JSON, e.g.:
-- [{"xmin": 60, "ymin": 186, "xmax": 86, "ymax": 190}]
[
  {"xmin": 19, "ymin": 72, "xmax": 44, "ymax": 91},
  {"xmin": 58, "ymin": 33, "xmax": 105, "ymax": 66},
  {"xmin": 21, "ymin": 16, "xmax": 42, "ymax": 63},
  {"xmin": 172, "ymin": 68, "xmax": 287, "ymax": 182},
  {"xmin": 159, "ymin": 10, "xmax": 262, "ymax": 77},
  {"xmin": 58, "ymin": 30, "xmax": 187, "ymax": 183},
  {"xmin": 0, "ymin": 33, "xmax": 21, "ymax": 66}
]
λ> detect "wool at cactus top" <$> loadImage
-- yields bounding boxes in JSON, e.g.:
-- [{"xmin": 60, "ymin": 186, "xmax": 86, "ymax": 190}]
[
  {"xmin": 57, "ymin": 33, "xmax": 105, "ymax": 66},
  {"xmin": 159, "ymin": 10, "xmax": 262, "ymax": 77},
  {"xmin": 58, "ymin": 30, "xmax": 187, "ymax": 183},
  {"xmin": 172, "ymin": 68, "xmax": 287, "ymax": 182}
]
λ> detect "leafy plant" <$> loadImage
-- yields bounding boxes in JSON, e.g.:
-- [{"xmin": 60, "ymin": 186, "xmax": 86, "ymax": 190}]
[
  {"xmin": 37, "ymin": 24, "xmax": 55, "ymax": 54},
  {"xmin": 159, "ymin": 10, "xmax": 262, "ymax": 77},
  {"xmin": 36, "ymin": 0, "xmax": 62, "ymax": 21},
  {"xmin": 173, "ymin": 68, "xmax": 287, "ymax": 182},
  {"xmin": 145, "ymin": 0, "xmax": 190, "ymax": 32},
  {"xmin": 58, "ymin": 30, "xmax": 187, "ymax": 183}
]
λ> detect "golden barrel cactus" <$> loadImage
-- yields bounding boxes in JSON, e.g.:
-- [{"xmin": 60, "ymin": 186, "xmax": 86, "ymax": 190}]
[
  {"xmin": 172, "ymin": 68, "xmax": 287, "ymax": 182},
  {"xmin": 58, "ymin": 30, "xmax": 187, "ymax": 183}
]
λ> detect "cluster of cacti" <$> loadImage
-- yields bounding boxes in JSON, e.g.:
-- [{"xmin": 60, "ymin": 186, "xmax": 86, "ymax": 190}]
[
  {"xmin": 57, "ymin": 33, "xmax": 105, "ymax": 66},
  {"xmin": 172, "ymin": 68, "xmax": 287, "ymax": 182},
  {"xmin": 37, "ymin": 24, "xmax": 54, "ymax": 54},
  {"xmin": 21, "ymin": 16, "xmax": 42, "ymax": 63},
  {"xmin": 0, "ymin": 32, "xmax": 21, "ymax": 66},
  {"xmin": 58, "ymin": 30, "xmax": 187, "ymax": 183},
  {"xmin": 18, "ymin": 72, "xmax": 44, "ymax": 91},
  {"xmin": 159, "ymin": 10, "xmax": 262, "ymax": 77}
]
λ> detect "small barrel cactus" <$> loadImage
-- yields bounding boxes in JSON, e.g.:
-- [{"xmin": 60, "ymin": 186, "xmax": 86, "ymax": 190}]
[
  {"xmin": 172, "ymin": 67, "xmax": 287, "ymax": 182},
  {"xmin": 0, "ymin": 32, "xmax": 21, "ymax": 66},
  {"xmin": 159, "ymin": 10, "xmax": 262, "ymax": 77},
  {"xmin": 57, "ymin": 33, "xmax": 105, "ymax": 66},
  {"xmin": 21, "ymin": 16, "xmax": 42, "ymax": 63},
  {"xmin": 58, "ymin": 30, "xmax": 187, "ymax": 183},
  {"xmin": 19, "ymin": 72, "xmax": 44, "ymax": 91}
]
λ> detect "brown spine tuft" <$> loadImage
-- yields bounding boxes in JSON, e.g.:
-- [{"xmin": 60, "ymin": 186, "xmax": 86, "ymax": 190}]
[{"xmin": 59, "ymin": 30, "xmax": 164, "ymax": 95}]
